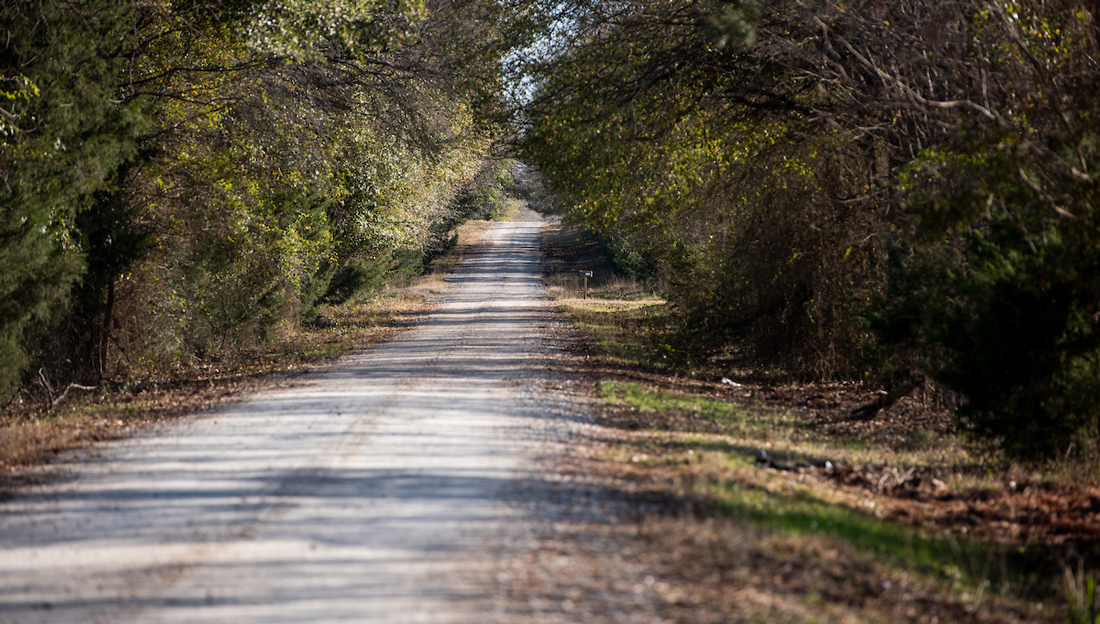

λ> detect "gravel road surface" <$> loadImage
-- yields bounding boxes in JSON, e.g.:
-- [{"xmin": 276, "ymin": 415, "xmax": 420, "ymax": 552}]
[{"xmin": 0, "ymin": 221, "xmax": 607, "ymax": 623}]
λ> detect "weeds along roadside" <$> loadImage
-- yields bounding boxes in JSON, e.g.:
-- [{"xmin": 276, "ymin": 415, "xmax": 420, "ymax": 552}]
[
  {"xmin": 540, "ymin": 220, "xmax": 1099, "ymax": 623},
  {"xmin": 0, "ymin": 220, "xmax": 494, "ymax": 486}
]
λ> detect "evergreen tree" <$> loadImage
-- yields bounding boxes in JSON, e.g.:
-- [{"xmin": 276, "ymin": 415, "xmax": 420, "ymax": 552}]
[{"xmin": 0, "ymin": 0, "xmax": 146, "ymax": 395}]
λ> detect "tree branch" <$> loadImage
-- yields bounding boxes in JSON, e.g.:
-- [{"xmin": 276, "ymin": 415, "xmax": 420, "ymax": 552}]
[{"xmin": 850, "ymin": 372, "xmax": 925, "ymax": 420}]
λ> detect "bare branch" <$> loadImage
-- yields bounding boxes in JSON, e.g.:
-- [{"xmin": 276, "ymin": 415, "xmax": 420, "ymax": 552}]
[{"xmin": 51, "ymin": 384, "xmax": 98, "ymax": 411}]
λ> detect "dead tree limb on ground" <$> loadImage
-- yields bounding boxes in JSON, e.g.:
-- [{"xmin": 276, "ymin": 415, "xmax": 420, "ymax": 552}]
[
  {"xmin": 849, "ymin": 372, "xmax": 926, "ymax": 420},
  {"xmin": 51, "ymin": 384, "xmax": 98, "ymax": 411}
]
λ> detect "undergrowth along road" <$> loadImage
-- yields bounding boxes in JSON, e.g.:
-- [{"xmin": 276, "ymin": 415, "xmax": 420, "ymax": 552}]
[{"xmin": 540, "ymin": 220, "xmax": 1100, "ymax": 624}]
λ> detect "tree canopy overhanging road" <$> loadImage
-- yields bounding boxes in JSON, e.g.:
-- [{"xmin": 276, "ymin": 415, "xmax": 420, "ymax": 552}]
[
  {"xmin": 3, "ymin": 2, "xmax": 1100, "ymax": 619},
  {"xmin": 4, "ymin": 0, "xmax": 1100, "ymax": 461}
]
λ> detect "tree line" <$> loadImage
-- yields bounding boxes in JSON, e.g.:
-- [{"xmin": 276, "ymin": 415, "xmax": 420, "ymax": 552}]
[
  {"xmin": 4, "ymin": 0, "xmax": 1098, "ymax": 462},
  {"xmin": 2, "ymin": 0, "xmax": 532, "ymax": 399},
  {"xmin": 517, "ymin": 0, "xmax": 1100, "ymax": 461}
]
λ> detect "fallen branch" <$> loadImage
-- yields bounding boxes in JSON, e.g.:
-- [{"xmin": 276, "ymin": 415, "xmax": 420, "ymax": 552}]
[
  {"xmin": 754, "ymin": 449, "xmax": 833, "ymax": 471},
  {"xmin": 51, "ymin": 383, "xmax": 98, "ymax": 411},
  {"xmin": 849, "ymin": 373, "xmax": 926, "ymax": 420},
  {"xmin": 38, "ymin": 368, "xmax": 54, "ymax": 405}
]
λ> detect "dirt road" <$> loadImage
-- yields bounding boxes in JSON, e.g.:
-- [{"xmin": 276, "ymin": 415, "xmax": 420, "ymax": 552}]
[{"xmin": 0, "ymin": 222, "xmax": 587, "ymax": 623}]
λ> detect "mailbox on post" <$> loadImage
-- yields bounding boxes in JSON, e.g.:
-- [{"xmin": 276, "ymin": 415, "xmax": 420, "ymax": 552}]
[{"xmin": 579, "ymin": 270, "xmax": 593, "ymax": 299}]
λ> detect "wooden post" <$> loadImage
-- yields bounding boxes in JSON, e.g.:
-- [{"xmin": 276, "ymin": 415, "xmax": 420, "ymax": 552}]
[{"xmin": 580, "ymin": 270, "xmax": 593, "ymax": 300}]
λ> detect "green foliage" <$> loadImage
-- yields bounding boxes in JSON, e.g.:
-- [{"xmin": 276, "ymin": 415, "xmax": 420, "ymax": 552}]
[
  {"xmin": 450, "ymin": 159, "xmax": 515, "ymax": 221},
  {"xmin": 521, "ymin": 0, "xmax": 1100, "ymax": 459},
  {"xmin": 0, "ymin": 0, "xmax": 147, "ymax": 394},
  {"xmin": 2, "ymin": 0, "xmax": 519, "ymax": 390},
  {"xmin": 874, "ymin": 132, "xmax": 1100, "ymax": 461},
  {"xmin": 705, "ymin": 0, "xmax": 759, "ymax": 49},
  {"xmin": 243, "ymin": 0, "xmax": 426, "ymax": 60},
  {"xmin": 322, "ymin": 254, "xmax": 394, "ymax": 305},
  {"xmin": 1066, "ymin": 574, "xmax": 1100, "ymax": 624},
  {"xmin": 608, "ymin": 233, "xmax": 653, "ymax": 281}
]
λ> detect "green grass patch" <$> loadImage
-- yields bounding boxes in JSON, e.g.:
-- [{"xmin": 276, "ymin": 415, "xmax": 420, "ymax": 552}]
[
  {"xmin": 707, "ymin": 476, "xmax": 1032, "ymax": 598},
  {"xmin": 598, "ymin": 382, "xmax": 1041, "ymax": 605},
  {"xmin": 601, "ymin": 380, "xmax": 770, "ymax": 436}
]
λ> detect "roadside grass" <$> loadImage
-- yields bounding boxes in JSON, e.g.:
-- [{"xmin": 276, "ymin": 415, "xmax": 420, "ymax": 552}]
[
  {"xmin": 601, "ymin": 379, "xmax": 1023, "ymax": 585},
  {"xmin": 568, "ymin": 302, "xmax": 676, "ymax": 370},
  {"xmin": 0, "ymin": 220, "xmax": 491, "ymax": 480},
  {"xmin": 587, "ymin": 364, "xmax": 1061, "ymax": 622},
  {"xmin": 541, "ymin": 221, "xmax": 1092, "ymax": 622}
]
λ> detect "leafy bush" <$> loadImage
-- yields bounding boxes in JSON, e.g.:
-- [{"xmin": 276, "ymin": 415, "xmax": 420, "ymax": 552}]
[{"xmin": 874, "ymin": 134, "xmax": 1100, "ymax": 461}]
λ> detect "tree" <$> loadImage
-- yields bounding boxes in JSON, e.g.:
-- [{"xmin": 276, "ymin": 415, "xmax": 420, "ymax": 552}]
[
  {"xmin": 4, "ymin": 0, "xmax": 523, "ymax": 391},
  {"xmin": 519, "ymin": 0, "xmax": 1100, "ymax": 458},
  {"xmin": 869, "ymin": 3, "xmax": 1100, "ymax": 460},
  {"xmin": 98, "ymin": 0, "xmax": 506, "ymax": 374},
  {"xmin": 0, "ymin": 0, "xmax": 147, "ymax": 395},
  {"xmin": 519, "ymin": 0, "xmax": 881, "ymax": 375}
]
